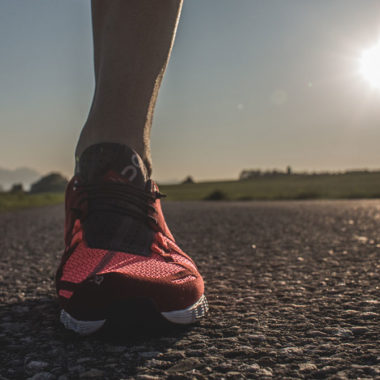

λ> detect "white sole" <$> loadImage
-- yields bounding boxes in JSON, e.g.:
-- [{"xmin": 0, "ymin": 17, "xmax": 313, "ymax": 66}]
[
  {"xmin": 60, "ymin": 295, "xmax": 208, "ymax": 335},
  {"xmin": 161, "ymin": 294, "xmax": 208, "ymax": 324},
  {"xmin": 60, "ymin": 309, "xmax": 106, "ymax": 336}
]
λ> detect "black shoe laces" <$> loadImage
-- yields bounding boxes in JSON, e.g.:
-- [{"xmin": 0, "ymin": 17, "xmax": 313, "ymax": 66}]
[{"xmin": 72, "ymin": 179, "xmax": 166, "ymax": 226}]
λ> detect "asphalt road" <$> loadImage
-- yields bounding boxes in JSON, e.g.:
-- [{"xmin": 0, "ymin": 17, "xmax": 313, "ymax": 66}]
[{"xmin": 0, "ymin": 201, "xmax": 379, "ymax": 379}]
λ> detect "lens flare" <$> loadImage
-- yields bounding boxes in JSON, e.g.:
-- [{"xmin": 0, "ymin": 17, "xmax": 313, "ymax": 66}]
[{"xmin": 359, "ymin": 41, "xmax": 380, "ymax": 88}]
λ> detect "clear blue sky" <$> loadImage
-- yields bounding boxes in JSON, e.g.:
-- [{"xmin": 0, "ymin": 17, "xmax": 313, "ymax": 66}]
[{"xmin": 1, "ymin": 0, "xmax": 380, "ymax": 182}]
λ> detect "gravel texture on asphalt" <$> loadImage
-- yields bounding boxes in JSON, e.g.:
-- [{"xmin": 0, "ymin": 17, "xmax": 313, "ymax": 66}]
[{"xmin": 0, "ymin": 200, "xmax": 379, "ymax": 379}]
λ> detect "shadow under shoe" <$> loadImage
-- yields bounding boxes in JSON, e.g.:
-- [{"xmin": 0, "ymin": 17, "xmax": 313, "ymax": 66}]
[{"xmin": 60, "ymin": 276, "xmax": 194, "ymax": 338}]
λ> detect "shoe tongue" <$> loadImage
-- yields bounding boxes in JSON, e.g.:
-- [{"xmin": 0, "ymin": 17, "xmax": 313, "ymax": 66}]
[{"xmin": 76, "ymin": 143, "xmax": 148, "ymax": 188}]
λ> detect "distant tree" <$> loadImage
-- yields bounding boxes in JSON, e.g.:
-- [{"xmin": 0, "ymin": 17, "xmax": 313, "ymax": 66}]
[
  {"xmin": 239, "ymin": 170, "xmax": 248, "ymax": 180},
  {"xmin": 10, "ymin": 183, "xmax": 24, "ymax": 193},
  {"xmin": 239, "ymin": 170, "xmax": 261, "ymax": 180},
  {"xmin": 30, "ymin": 172, "xmax": 68, "ymax": 193},
  {"xmin": 182, "ymin": 175, "xmax": 195, "ymax": 184},
  {"xmin": 287, "ymin": 166, "xmax": 292, "ymax": 175}
]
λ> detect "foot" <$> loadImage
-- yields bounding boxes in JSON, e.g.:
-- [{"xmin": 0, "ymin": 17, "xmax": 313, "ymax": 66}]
[{"xmin": 55, "ymin": 143, "xmax": 208, "ymax": 335}]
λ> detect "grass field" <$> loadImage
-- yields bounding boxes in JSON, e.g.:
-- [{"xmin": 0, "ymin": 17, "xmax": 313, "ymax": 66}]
[
  {"xmin": 159, "ymin": 172, "xmax": 380, "ymax": 201},
  {"xmin": 0, "ymin": 192, "xmax": 64, "ymax": 212},
  {"xmin": 1, "ymin": 172, "xmax": 380, "ymax": 211}
]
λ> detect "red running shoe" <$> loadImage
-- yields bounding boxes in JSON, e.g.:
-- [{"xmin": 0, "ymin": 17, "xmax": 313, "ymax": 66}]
[{"xmin": 55, "ymin": 144, "xmax": 208, "ymax": 335}]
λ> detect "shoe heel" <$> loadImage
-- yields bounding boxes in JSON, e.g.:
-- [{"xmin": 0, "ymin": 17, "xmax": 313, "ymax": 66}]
[{"xmin": 60, "ymin": 310, "xmax": 106, "ymax": 335}]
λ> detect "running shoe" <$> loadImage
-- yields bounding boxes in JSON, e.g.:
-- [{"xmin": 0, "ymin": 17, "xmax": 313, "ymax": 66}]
[{"xmin": 55, "ymin": 143, "xmax": 208, "ymax": 335}]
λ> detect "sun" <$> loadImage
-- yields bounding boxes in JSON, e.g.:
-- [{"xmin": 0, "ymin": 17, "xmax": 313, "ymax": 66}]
[{"xmin": 359, "ymin": 41, "xmax": 380, "ymax": 88}]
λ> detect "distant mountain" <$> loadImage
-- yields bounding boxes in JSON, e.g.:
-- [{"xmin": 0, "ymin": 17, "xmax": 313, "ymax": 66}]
[{"xmin": 0, "ymin": 167, "xmax": 41, "ymax": 191}]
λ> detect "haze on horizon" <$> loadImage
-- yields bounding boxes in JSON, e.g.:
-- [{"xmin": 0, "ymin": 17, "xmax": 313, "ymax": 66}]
[{"xmin": 1, "ymin": 0, "xmax": 380, "ymax": 183}]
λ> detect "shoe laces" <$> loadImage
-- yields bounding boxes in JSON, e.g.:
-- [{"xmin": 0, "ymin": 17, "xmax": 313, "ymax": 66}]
[{"xmin": 72, "ymin": 179, "xmax": 166, "ymax": 227}]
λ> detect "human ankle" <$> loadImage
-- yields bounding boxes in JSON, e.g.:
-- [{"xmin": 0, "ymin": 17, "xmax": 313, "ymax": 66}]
[{"xmin": 74, "ymin": 143, "xmax": 151, "ymax": 188}]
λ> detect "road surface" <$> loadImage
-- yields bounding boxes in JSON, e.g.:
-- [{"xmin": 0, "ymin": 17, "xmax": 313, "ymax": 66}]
[{"xmin": 0, "ymin": 201, "xmax": 379, "ymax": 379}]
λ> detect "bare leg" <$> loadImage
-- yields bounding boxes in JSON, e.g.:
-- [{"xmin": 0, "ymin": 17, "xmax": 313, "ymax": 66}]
[{"xmin": 75, "ymin": 0, "xmax": 183, "ymax": 175}]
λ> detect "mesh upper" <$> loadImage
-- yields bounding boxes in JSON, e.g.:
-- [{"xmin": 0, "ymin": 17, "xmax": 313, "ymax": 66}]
[
  {"xmin": 171, "ymin": 275, "xmax": 197, "ymax": 284},
  {"xmin": 171, "ymin": 252, "xmax": 197, "ymax": 271},
  {"xmin": 61, "ymin": 242, "xmax": 107, "ymax": 284},
  {"xmin": 59, "ymin": 289, "xmax": 74, "ymax": 298},
  {"xmin": 99, "ymin": 251, "xmax": 187, "ymax": 279},
  {"xmin": 60, "ymin": 240, "xmax": 196, "ymax": 286}
]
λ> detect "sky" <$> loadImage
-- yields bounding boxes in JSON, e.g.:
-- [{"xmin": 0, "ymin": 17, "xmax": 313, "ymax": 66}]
[{"xmin": 1, "ymin": 0, "xmax": 380, "ymax": 183}]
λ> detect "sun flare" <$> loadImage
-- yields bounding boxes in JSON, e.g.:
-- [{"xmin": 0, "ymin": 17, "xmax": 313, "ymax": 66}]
[{"xmin": 359, "ymin": 41, "xmax": 380, "ymax": 88}]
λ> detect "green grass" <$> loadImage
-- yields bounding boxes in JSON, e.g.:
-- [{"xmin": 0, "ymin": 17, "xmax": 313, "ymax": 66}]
[
  {"xmin": 159, "ymin": 172, "xmax": 380, "ymax": 201},
  {"xmin": 2, "ymin": 172, "xmax": 380, "ymax": 211},
  {"xmin": 0, "ymin": 192, "xmax": 64, "ymax": 212}
]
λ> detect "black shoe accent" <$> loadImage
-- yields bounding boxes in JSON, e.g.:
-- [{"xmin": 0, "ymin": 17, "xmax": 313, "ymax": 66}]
[
  {"xmin": 77, "ymin": 143, "xmax": 148, "ymax": 188},
  {"xmin": 77, "ymin": 143, "xmax": 155, "ymax": 256},
  {"xmin": 83, "ymin": 212, "xmax": 154, "ymax": 257}
]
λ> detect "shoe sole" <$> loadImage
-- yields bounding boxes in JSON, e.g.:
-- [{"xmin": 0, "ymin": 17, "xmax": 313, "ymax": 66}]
[{"xmin": 60, "ymin": 295, "xmax": 208, "ymax": 335}]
